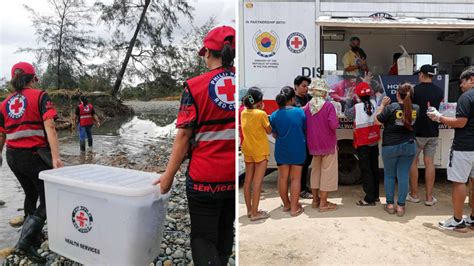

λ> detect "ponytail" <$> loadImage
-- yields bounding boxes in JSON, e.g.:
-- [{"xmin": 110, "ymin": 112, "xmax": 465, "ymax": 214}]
[
  {"xmin": 360, "ymin": 95, "xmax": 373, "ymax": 116},
  {"xmin": 276, "ymin": 86, "xmax": 296, "ymax": 108},
  {"xmin": 11, "ymin": 69, "xmax": 34, "ymax": 92},
  {"xmin": 398, "ymin": 83, "xmax": 414, "ymax": 130},
  {"xmin": 243, "ymin": 87, "xmax": 263, "ymax": 109},
  {"xmin": 209, "ymin": 36, "xmax": 235, "ymax": 70}
]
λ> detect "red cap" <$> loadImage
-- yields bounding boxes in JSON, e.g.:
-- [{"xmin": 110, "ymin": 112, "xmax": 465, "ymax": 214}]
[
  {"xmin": 198, "ymin": 26, "xmax": 235, "ymax": 56},
  {"xmin": 355, "ymin": 82, "xmax": 371, "ymax": 97},
  {"xmin": 11, "ymin": 62, "xmax": 36, "ymax": 78}
]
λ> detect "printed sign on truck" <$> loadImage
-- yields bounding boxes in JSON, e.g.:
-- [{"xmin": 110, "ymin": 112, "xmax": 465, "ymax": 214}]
[{"xmin": 243, "ymin": 1, "xmax": 316, "ymax": 96}]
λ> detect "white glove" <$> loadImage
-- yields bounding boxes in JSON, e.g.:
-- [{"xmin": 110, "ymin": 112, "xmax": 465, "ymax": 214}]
[{"xmin": 427, "ymin": 108, "xmax": 442, "ymax": 123}]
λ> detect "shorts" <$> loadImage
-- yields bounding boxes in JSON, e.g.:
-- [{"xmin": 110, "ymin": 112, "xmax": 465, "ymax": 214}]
[
  {"xmin": 277, "ymin": 163, "xmax": 304, "ymax": 166},
  {"xmin": 244, "ymin": 155, "xmax": 269, "ymax": 163},
  {"xmin": 310, "ymin": 152, "xmax": 338, "ymax": 192},
  {"xmin": 447, "ymin": 150, "xmax": 474, "ymax": 183},
  {"xmin": 415, "ymin": 137, "xmax": 438, "ymax": 158}
]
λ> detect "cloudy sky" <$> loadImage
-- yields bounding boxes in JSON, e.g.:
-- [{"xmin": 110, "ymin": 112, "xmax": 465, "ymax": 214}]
[{"xmin": 0, "ymin": 0, "xmax": 235, "ymax": 80}]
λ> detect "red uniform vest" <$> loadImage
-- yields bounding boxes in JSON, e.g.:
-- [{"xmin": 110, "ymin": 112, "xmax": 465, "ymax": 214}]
[
  {"xmin": 79, "ymin": 103, "xmax": 94, "ymax": 126},
  {"xmin": 1, "ymin": 88, "xmax": 47, "ymax": 149},
  {"xmin": 186, "ymin": 67, "xmax": 235, "ymax": 191},
  {"xmin": 353, "ymin": 100, "xmax": 381, "ymax": 148}
]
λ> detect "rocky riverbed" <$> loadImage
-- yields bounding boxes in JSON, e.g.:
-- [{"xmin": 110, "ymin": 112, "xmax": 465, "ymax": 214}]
[{"xmin": 0, "ymin": 100, "xmax": 235, "ymax": 265}]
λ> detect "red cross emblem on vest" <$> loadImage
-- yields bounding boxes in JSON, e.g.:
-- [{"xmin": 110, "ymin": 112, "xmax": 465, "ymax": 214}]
[
  {"xmin": 217, "ymin": 79, "xmax": 235, "ymax": 102},
  {"xmin": 209, "ymin": 71, "xmax": 236, "ymax": 111},
  {"xmin": 7, "ymin": 94, "xmax": 27, "ymax": 119}
]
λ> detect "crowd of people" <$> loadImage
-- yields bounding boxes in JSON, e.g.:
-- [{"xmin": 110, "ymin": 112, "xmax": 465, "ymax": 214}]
[{"xmin": 240, "ymin": 66, "xmax": 474, "ymax": 231}]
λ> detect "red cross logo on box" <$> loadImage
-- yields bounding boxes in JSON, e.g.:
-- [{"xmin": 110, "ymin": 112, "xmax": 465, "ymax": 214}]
[
  {"xmin": 7, "ymin": 94, "xmax": 27, "ymax": 119},
  {"xmin": 72, "ymin": 206, "xmax": 93, "ymax": 233}
]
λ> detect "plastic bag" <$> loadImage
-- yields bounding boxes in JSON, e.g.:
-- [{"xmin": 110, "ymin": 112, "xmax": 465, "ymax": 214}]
[{"xmin": 397, "ymin": 45, "xmax": 414, "ymax": 75}]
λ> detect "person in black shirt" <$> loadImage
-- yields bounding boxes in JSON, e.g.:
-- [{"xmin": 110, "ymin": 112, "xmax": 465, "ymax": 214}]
[
  {"xmin": 376, "ymin": 83, "xmax": 419, "ymax": 217},
  {"xmin": 428, "ymin": 67, "xmax": 474, "ymax": 231},
  {"xmin": 293, "ymin": 75, "xmax": 313, "ymax": 198},
  {"xmin": 294, "ymin": 75, "xmax": 312, "ymax": 107},
  {"xmin": 408, "ymin": 65, "xmax": 444, "ymax": 206}
]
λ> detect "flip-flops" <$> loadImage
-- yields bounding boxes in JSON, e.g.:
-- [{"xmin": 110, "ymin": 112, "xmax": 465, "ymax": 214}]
[
  {"xmin": 290, "ymin": 206, "xmax": 304, "ymax": 217},
  {"xmin": 384, "ymin": 204, "xmax": 396, "ymax": 215},
  {"xmin": 356, "ymin": 200, "xmax": 376, "ymax": 206},
  {"xmin": 319, "ymin": 202, "xmax": 338, "ymax": 212},
  {"xmin": 281, "ymin": 205, "xmax": 291, "ymax": 212},
  {"xmin": 250, "ymin": 210, "xmax": 270, "ymax": 222},
  {"xmin": 311, "ymin": 200, "xmax": 320, "ymax": 209},
  {"xmin": 396, "ymin": 206, "xmax": 406, "ymax": 217}
]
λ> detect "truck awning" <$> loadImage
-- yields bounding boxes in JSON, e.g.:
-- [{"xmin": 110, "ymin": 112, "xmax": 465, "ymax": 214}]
[{"xmin": 317, "ymin": 16, "xmax": 474, "ymax": 29}]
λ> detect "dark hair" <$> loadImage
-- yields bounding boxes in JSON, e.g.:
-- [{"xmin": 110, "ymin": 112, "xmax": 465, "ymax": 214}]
[
  {"xmin": 293, "ymin": 75, "xmax": 311, "ymax": 87},
  {"xmin": 393, "ymin": 52, "xmax": 402, "ymax": 62},
  {"xmin": 243, "ymin": 87, "xmax": 263, "ymax": 108},
  {"xmin": 360, "ymin": 95, "xmax": 373, "ymax": 116},
  {"xmin": 398, "ymin": 83, "xmax": 414, "ymax": 130},
  {"xmin": 209, "ymin": 36, "xmax": 235, "ymax": 70},
  {"xmin": 276, "ymin": 86, "xmax": 295, "ymax": 108},
  {"xmin": 350, "ymin": 36, "xmax": 360, "ymax": 42},
  {"xmin": 80, "ymin": 96, "xmax": 88, "ymax": 105},
  {"xmin": 11, "ymin": 69, "xmax": 35, "ymax": 92},
  {"xmin": 460, "ymin": 66, "xmax": 474, "ymax": 81}
]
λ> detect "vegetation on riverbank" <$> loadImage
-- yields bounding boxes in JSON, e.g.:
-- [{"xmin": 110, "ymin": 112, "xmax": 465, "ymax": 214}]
[{"xmin": 0, "ymin": 89, "xmax": 134, "ymax": 130}]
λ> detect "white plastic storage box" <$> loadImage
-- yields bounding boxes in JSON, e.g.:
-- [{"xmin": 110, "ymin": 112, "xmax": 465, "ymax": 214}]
[{"xmin": 39, "ymin": 164, "xmax": 170, "ymax": 265}]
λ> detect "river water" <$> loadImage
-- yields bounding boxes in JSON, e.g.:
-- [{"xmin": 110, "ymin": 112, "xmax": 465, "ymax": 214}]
[{"xmin": 0, "ymin": 101, "xmax": 179, "ymax": 250}]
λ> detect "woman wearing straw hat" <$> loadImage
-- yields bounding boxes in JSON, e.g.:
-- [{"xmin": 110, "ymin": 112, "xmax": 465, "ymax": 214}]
[{"xmin": 303, "ymin": 78, "xmax": 340, "ymax": 212}]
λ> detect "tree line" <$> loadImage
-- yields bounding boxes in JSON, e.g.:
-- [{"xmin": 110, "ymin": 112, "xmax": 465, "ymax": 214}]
[{"xmin": 9, "ymin": 0, "xmax": 215, "ymax": 100}]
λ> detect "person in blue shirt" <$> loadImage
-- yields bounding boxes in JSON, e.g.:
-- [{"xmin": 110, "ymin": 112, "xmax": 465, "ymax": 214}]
[{"xmin": 270, "ymin": 86, "xmax": 306, "ymax": 217}]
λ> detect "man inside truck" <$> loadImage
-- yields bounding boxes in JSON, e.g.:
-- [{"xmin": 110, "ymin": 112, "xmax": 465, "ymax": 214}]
[
  {"xmin": 408, "ymin": 65, "xmax": 444, "ymax": 207},
  {"xmin": 342, "ymin": 36, "xmax": 368, "ymax": 76},
  {"xmin": 427, "ymin": 67, "xmax": 474, "ymax": 231}
]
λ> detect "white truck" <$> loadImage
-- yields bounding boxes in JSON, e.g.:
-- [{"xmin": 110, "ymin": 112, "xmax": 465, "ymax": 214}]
[{"xmin": 238, "ymin": 0, "xmax": 474, "ymax": 184}]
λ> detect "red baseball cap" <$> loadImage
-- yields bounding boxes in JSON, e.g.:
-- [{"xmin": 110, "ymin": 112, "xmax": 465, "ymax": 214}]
[
  {"xmin": 355, "ymin": 82, "xmax": 371, "ymax": 97},
  {"xmin": 11, "ymin": 62, "xmax": 38, "ymax": 82},
  {"xmin": 198, "ymin": 26, "xmax": 236, "ymax": 56}
]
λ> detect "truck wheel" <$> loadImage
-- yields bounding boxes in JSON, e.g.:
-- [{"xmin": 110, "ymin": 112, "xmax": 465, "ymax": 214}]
[{"xmin": 338, "ymin": 140, "xmax": 361, "ymax": 185}]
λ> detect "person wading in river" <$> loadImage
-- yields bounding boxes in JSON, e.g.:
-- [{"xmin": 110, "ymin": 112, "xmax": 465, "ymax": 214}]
[
  {"xmin": 75, "ymin": 96, "xmax": 100, "ymax": 152},
  {"xmin": 0, "ymin": 62, "xmax": 63, "ymax": 262},
  {"xmin": 153, "ymin": 26, "xmax": 236, "ymax": 265}
]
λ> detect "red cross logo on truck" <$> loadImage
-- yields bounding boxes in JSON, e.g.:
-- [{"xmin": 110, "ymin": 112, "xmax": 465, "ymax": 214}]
[
  {"xmin": 286, "ymin": 32, "xmax": 307, "ymax": 54},
  {"xmin": 72, "ymin": 206, "xmax": 93, "ymax": 233},
  {"xmin": 291, "ymin": 37, "xmax": 303, "ymax": 49},
  {"xmin": 7, "ymin": 94, "xmax": 27, "ymax": 119}
]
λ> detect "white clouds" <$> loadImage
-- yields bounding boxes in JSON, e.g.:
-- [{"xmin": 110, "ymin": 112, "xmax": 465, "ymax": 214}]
[{"xmin": 0, "ymin": 0, "xmax": 235, "ymax": 79}]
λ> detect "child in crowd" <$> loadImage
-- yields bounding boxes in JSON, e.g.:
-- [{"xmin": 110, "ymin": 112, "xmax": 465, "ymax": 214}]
[
  {"xmin": 270, "ymin": 86, "xmax": 306, "ymax": 217},
  {"xmin": 303, "ymin": 78, "xmax": 340, "ymax": 212},
  {"xmin": 241, "ymin": 87, "xmax": 272, "ymax": 221}
]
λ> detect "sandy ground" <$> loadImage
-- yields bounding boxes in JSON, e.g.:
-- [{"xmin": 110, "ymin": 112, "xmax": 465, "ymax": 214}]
[{"xmin": 238, "ymin": 172, "xmax": 474, "ymax": 265}]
